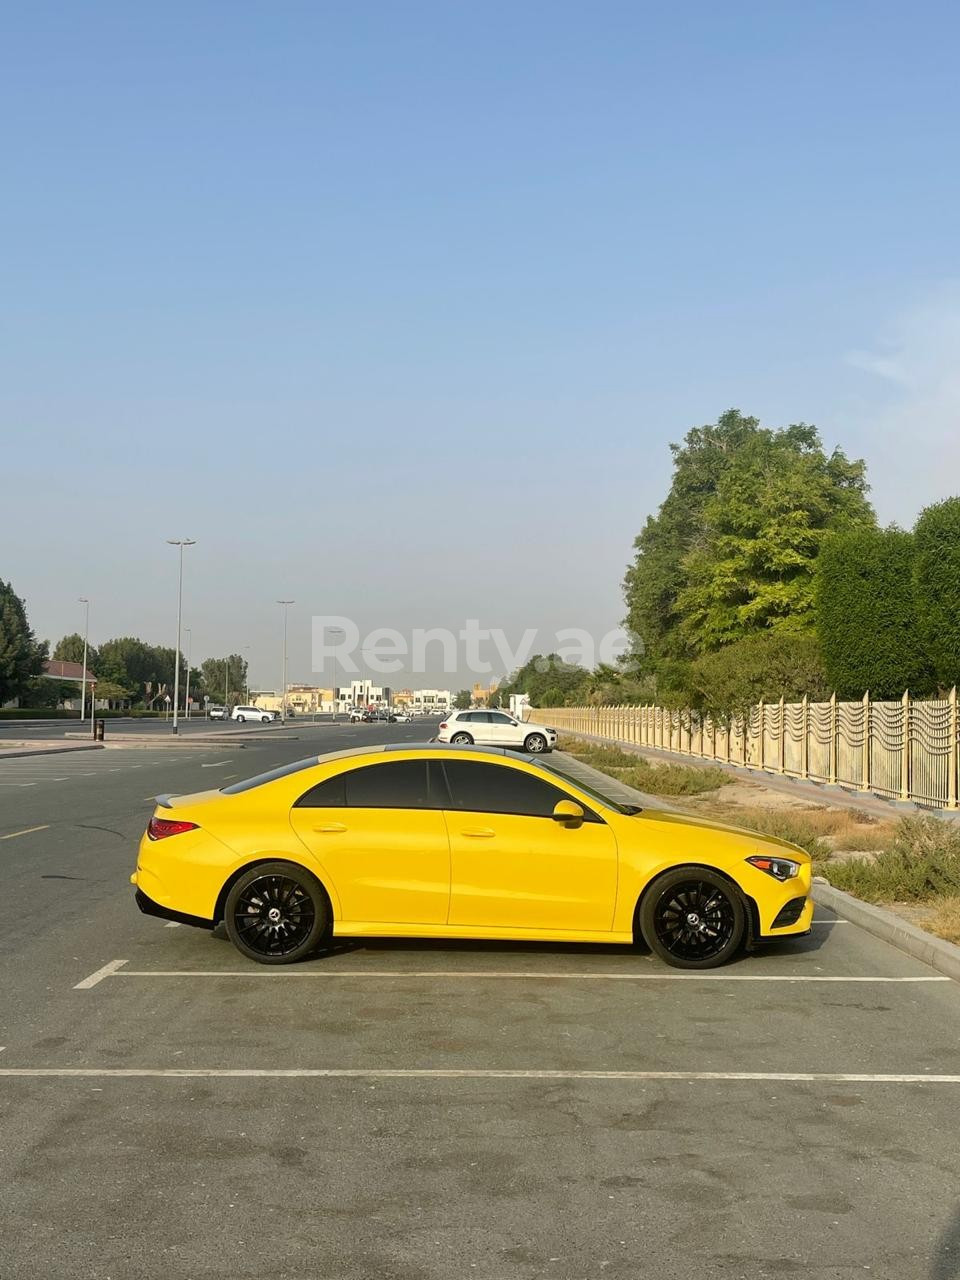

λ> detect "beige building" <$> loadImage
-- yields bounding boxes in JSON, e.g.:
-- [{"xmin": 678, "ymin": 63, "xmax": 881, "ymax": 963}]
[{"xmin": 251, "ymin": 686, "xmax": 335, "ymax": 715}]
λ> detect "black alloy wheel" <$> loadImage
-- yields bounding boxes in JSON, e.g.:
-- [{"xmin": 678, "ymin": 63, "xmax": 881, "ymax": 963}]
[
  {"xmin": 224, "ymin": 861, "xmax": 329, "ymax": 965},
  {"xmin": 639, "ymin": 867, "xmax": 745, "ymax": 969}
]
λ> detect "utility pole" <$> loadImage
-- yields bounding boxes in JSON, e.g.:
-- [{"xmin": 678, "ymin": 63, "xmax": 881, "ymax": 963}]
[
  {"xmin": 277, "ymin": 600, "xmax": 294, "ymax": 721},
  {"xmin": 78, "ymin": 597, "xmax": 89, "ymax": 722},
  {"xmin": 184, "ymin": 628, "xmax": 192, "ymax": 719},
  {"xmin": 166, "ymin": 539, "xmax": 196, "ymax": 735}
]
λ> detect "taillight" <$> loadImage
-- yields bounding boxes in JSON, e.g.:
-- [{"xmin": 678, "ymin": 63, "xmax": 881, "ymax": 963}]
[
  {"xmin": 148, "ymin": 817, "xmax": 199, "ymax": 841},
  {"xmin": 439, "ymin": 721, "xmax": 448, "ymax": 730}
]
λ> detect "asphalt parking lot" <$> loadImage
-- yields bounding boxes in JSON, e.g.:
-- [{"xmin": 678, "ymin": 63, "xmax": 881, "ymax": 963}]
[{"xmin": 2, "ymin": 724, "xmax": 960, "ymax": 1279}]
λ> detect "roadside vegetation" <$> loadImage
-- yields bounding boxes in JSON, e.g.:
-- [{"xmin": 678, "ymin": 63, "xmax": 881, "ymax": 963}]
[{"xmin": 557, "ymin": 736, "xmax": 730, "ymax": 796}]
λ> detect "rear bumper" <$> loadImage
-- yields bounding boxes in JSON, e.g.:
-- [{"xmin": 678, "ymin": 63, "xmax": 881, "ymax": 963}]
[{"xmin": 134, "ymin": 887, "xmax": 213, "ymax": 931}]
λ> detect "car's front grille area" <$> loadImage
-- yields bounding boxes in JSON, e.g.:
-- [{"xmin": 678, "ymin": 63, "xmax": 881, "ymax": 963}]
[{"xmin": 772, "ymin": 897, "xmax": 807, "ymax": 928}]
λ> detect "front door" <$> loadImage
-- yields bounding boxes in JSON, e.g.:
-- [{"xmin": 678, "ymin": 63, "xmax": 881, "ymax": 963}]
[
  {"xmin": 289, "ymin": 759, "xmax": 450, "ymax": 925},
  {"xmin": 436, "ymin": 759, "xmax": 618, "ymax": 932}
]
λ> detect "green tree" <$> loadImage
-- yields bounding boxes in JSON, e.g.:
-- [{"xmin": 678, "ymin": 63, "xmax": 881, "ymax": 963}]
[
  {"xmin": 201, "ymin": 655, "xmax": 248, "ymax": 705},
  {"xmin": 688, "ymin": 632, "xmax": 830, "ymax": 716},
  {"xmin": 453, "ymin": 689, "xmax": 472, "ymax": 709},
  {"xmin": 623, "ymin": 410, "xmax": 873, "ymax": 666},
  {"xmin": 498, "ymin": 654, "xmax": 591, "ymax": 707},
  {"xmin": 676, "ymin": 424, "xmax": 873, "ymax": 651},
  {"xmin": 0, "ymin": 580, "xmax": 47, "ymax": 705},
  {"xmin": 815, "ymin": 527, "xmax": 934, "ymax": 698},
  {"xmin": 20, "ymin": 676, "xmax": 76, "ymax": 709},
  {"xmin": 913, "ymin": 497, "xmax": 960, "ymax": 691},
  {"xmin": 53, "ymin": 632, "xmax": 98, "ymax": 667}
]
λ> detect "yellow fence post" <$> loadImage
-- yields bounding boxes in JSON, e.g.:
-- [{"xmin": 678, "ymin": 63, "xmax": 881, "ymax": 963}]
[
  {"xmin": 757, "ymin": 700, "xmax": 764, "ymax": 771},
  {"xmin": 861, "ymin": 690, "xmax": 871, "ymax": 792},
  {"xmin": 800, "ymin": 694, "xmax": 809, "ymax": 780},
  {"xmin": 829, "ymin": 692, "xmax": 838, "ymax": 785},
  {"xmin": 900, "ymin": 689, "xmax": 910, "ymax": 803},
  {"xmin": 948, "ymin": 687, "xmax": 958, "ymax": 811}
]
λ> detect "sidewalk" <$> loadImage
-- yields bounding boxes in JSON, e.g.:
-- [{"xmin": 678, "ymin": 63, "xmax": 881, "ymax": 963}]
[{"xmin": 0, "ymin": 741, "xmax": 105, "ymax": 760}]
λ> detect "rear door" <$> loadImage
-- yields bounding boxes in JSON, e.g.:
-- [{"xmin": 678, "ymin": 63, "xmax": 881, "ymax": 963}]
[
  {"xmin": 289, "ymin": 759, "xmax": 451, "ymax": 925},
  {"xmin": 437, "ymin": 759, "xmax": 618, "ymax": 932}
]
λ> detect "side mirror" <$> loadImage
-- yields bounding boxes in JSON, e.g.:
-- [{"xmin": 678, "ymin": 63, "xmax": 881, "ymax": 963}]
[{"xmin": 552, "ymin": 799, "xmax": 584, "ymax": 828}]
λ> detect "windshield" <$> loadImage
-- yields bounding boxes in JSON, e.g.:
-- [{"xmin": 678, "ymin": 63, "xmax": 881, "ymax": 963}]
[{"xmin": 538, "ymin": 758, "xmax": 640, "ymax": 816}]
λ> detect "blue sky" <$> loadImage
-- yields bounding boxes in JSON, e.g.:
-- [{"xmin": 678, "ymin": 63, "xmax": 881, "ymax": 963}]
[{"xmin": 3, "ymin": 1, "xmax": 959, "ymax": 688}]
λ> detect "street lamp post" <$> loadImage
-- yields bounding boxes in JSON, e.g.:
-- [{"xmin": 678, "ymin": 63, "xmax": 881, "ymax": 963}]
[
  {"xmin": 326, "ymin": 625, "xmax": 344, "ymax": 721},
  {"xmin": 224, "ymin": 657, "xmax": 230, "ymax": 710},
  {"xmin": 277, "ymin": 600, "xmax": 294, "ymax": 721},
  {"xmin": 166, "ymin": 539, "xmax": 196, "ymax": 734},
  {"xmin": 184, "ymin": 628, "xmax": 192, "ymax": 720},
  {"xmin": 78, "ymin": 598, "xmax": 90, "ymax": 724}
]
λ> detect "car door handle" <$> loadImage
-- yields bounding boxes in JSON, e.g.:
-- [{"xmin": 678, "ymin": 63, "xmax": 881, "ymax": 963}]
[
  {"xmin": 461, "ymin": 827, "xmax": 495, "ymax": 838},
  {"xmin": 313, "ymin": 823, "xmax": 347, "ymax": 833}
]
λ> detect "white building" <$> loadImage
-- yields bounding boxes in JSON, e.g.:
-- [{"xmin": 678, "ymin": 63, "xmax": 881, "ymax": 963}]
[
  {"xmin": 345, "ymin": 679, "xmax": 391, "ymax": 709},
  {"xmin": 411, "ymin": 688, "xmax": 452, "ymax": 712}
]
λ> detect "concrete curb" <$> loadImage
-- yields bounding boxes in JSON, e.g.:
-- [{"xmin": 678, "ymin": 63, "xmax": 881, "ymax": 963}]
[
  {"xmin": 812, "ymin": 879, "xmax": 960, "ymax": 983},
  {"xmin": 0, "ymin": 743, "xmax": 105, "ymax": 760}
]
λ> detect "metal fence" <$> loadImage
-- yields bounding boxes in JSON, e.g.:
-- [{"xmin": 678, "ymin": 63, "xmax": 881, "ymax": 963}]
[{"xmin": 535, "ymin": 691, "xmax": 960, "ymax": 810}]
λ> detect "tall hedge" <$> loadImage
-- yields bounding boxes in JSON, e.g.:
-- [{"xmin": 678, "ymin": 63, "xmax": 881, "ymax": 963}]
[
  {"xmin": 913, "ymin": 497, "xmax": 960, "ymax": 691},
  {"xmin": 814, "ymin": 527, "xmax": 933, "ymax": 698}
]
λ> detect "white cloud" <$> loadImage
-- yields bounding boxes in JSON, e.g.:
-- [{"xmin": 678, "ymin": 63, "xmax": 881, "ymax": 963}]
[{"xmin": 844, "ymin": 284, "xmax": 960, "ymax": 524}]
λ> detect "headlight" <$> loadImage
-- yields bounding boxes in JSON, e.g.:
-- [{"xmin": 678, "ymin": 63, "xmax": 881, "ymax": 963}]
[{"xmin": 746, "ymin": 855, "xmax": 800, "ymax": 881}]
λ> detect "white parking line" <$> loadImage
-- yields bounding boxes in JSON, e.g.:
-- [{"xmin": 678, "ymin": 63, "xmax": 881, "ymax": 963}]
[
  {"xmin": 0, "ymin": 825, "xmax": 50, "ymax": 841},
  {"xmin": 2, "ymin": 1067, "xmax": 960, "ymax": 1084},
  {"xmin": 101, "ymin": 970, "xmax": 949, "ymax": 983},
  {"xmin": 74, "ymin": 959, "xmax": 128, "ymax": 989},
  {"xmin": 201, "ymin": 760, "xmax": 233, "ymax": 768}
]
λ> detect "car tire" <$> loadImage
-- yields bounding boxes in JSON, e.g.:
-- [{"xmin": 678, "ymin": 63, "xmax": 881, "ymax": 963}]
[
  {"xmin": 450, "ymin": 731, "xmax": 474, "ymax": 745},
  {"xmin": 638, "ymin": 866, "xmax": 745, "ymax": 970},
  {"xmin": 237, "ymin": 715, "xmax": 245, "ymax": 723},
  {"xmin": 224, "ymin": 861, "xmax": 330, "ymax": 965},
  {"xmin": 523, "ymin": 732, "xmax": 547, "ymax": 753}
]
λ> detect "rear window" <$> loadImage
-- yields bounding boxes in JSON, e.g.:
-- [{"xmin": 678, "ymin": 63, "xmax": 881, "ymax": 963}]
[{"xmin": 220, "ymin": 757, "xmax": 318, "ymax": 795}]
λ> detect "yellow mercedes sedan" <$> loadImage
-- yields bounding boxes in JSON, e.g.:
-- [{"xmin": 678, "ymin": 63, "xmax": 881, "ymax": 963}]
[{"xmin": 132, "ymin": 744, "xmax": 813, "ymax": 969}]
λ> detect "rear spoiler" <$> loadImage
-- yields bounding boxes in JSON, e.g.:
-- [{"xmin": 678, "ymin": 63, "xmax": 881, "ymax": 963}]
[{"xmin": 153, "ymin": 794, "xmax": 174, "ymax": 809}]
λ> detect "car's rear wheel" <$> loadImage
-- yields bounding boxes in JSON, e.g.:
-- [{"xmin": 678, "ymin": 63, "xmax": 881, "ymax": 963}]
[
  {"xmin": 237, "ymin": 715, "xmax": 245, "ymax": 723},
  {"xmin": 450, "ymin": 731, "xmax": 473, "ymax": 745},
  {"xmin": 524, "ymin": 732, "xmax": 547, "ymax": 753},
  {"xmin": 224, "ymin": 861, "xmax": 329, "ymax": 965},
  {"xmin": 639, "ymin": 867, "xmax": 744, "ymax": 969}
]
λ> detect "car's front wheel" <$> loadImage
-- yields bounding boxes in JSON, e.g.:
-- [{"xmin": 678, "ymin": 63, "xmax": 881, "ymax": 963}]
[
  {"xmin": 450, "ymin": 731, "xmax": 473, "ymax": 745},
  {"xmin": 638, "ymin": 867, "xmax": 745, "ymax": 969},
  {"xmin": 224, "ymin": 861, "xmax": 330, "ymax": 965},
  {"xmin": 523, "ymin": 732, "xmax": 547, "ymax": 753}
]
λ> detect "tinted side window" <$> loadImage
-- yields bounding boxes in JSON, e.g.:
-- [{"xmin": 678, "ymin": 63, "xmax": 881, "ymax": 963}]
[
  {"xmin": 440, "ymin": 761, "xmax": 598, "ymax": 819},
  {"xmin": 488, "ymin": 713, "xmax": 513, "ymax": 724},
  {"xmin": 294, "ymin": 773, "xmax": 346, "ymax": 807},
  {"xmin": 344, "ymin": 760, "xmax": 431, "ymax": 808}
]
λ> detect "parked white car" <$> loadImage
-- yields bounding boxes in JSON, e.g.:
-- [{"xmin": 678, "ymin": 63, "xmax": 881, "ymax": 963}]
[
  {"xmin": 392, "ymin": 711, "xmax": 412, "ymax": 722},
  {"xmin": 436, "ymin": 709, "xmax": 558, "ymax": 753},
  {"xmin": 207, "ymin": 705, "xmax": 227, "ymax": 720},
  {"xmin": 230, "ymin": 705, "xmax": 273, "ymax": 724}
]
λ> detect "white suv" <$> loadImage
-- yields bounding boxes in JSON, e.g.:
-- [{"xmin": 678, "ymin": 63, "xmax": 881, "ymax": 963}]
[
  {"xmin": 437, "ymin": 709, "xmax": 558, "ymax": 753},
  {"xmin": 230, "ymin": 705, "xmax": 273, "ymax": 724}
]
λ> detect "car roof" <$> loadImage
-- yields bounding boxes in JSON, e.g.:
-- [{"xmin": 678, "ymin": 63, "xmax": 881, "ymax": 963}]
[{"xmin": 312, "ymin": 742, "xmax": 537, "ymax": 766}]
